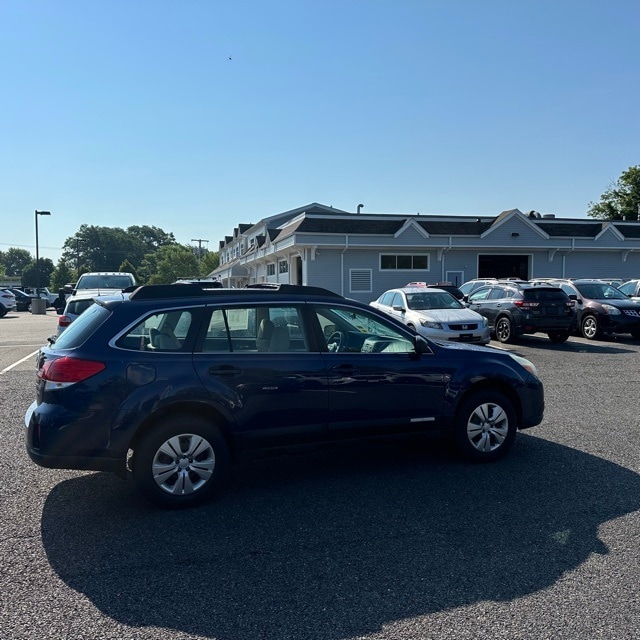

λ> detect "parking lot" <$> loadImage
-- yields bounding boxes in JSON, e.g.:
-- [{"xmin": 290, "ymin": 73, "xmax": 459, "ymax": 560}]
[{"xmin": 1, "ymin": 311, "xmax": 639, "ymax": 640}]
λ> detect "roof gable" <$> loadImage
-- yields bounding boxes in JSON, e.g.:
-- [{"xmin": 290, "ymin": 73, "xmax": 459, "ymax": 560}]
[{"xmin": 481, "ymin": 209, "xmax": 549, "ymax": 240}]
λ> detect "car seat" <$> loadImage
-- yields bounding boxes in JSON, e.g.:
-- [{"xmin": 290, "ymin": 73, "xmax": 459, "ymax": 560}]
[{"xmin": 256, "ymin": 319, "xmax": 275, "ymax": 351}]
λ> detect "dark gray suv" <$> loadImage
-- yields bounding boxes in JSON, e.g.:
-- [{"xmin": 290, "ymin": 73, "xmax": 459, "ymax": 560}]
[{"xmin": 466, "ymin": 282, "xmax": 576, "ymax": 343}]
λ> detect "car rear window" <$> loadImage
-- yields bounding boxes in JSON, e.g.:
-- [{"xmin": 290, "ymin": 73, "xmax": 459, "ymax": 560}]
[
  {"xmin": 52, "ymin": 304, "xmax": 111, "ymax": 349},
  {"xmin": 67, "ymin": 299, "xmax": 96, "ymax": 316},
  {"xmin": 523, "ymin": 288, "xmax": 568, "ymax": 302}
]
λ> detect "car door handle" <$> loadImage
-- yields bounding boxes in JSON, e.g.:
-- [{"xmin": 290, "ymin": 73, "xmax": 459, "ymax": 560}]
[
  {"xmin": 331, "ymin": 364, "xmax": 359, "ymax": 375},
  {"xmin": 208, "ymin": 365, "xmax": 242, "ymax": 377}
]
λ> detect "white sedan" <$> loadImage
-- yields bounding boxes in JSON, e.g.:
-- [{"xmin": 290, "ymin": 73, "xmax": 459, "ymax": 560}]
[{"xmin": 371, "ymin": 286, "xmax": 490, "ymax": 344}]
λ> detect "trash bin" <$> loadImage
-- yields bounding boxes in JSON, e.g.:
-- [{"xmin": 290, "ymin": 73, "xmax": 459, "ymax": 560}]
[{"xmin": 31, "ymin": 298, "xmax": 47, "ymax": 315}]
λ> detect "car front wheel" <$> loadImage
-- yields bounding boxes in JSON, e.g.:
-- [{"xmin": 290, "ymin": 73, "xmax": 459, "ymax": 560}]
[
  {"xmin": 454, "ymin": 391, "xmax": 517, "ymax": 462},
  {"xmin": 581, "ymin": 314, "xmax": 602, "ymax": 340},
  {"xmin": 132, "ymin": 416, "xmax": 230, "ymax": 508}
]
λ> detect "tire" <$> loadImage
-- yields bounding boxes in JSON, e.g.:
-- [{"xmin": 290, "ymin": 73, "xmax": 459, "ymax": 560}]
[
  {"xmin": 27, "ymin": 302, "xmax": 32, "ymax": 313},
  {"xmin": 454, "ymin": 391, "xmax": 517, "ymax": 462},
  {"xmin": 495, "ymin": 316, "xmax": 514, "ymax": 343},
  {"xmin": 548, "ymin": 331, "xmax": 569, "ymax": 343},
  {"xmin": 0, "ymin": 308, "xmax": 6, "ymax": 318},
  {"xmin": 631, "ymin": 330, "xmax": 640, "ymax": 340},
  {"xmin": 581, "ymin": 314, "xmax": 602, "ymax": 340},
  {"xmin": 132, "ymin": 416, "xmax": 230, "ymax": 509}
]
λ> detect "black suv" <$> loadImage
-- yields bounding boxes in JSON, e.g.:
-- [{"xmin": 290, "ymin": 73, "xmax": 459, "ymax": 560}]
[
  {"xmin": 465, "ymin": 282, "xmax": 575, "ymax": 343},
  {"xmin": 25, "ymin": 283, "xmax": 544, "ymax": 508},
  {"xmin": 550, "ymin": 279, "xmax": 640, "ymax": 340}
]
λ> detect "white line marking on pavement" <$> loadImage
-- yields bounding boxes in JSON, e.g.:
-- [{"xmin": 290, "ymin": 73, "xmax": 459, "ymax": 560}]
[{"xmin": 0, "ymin": 349, "xmax": 39, "ymax": 375}]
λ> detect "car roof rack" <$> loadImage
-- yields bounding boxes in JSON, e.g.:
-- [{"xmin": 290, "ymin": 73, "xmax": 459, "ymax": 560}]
[{"xmin": 127, "ymin": 282, "xmax": 342, "ymax": 301}]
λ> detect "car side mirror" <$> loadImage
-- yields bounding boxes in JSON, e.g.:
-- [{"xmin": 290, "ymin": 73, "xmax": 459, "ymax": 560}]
[
  {"xmin": 414, "ymin": 336, "xmax": 430, "ymax": 354},
  {"xmin": 392, "ymin": 305, "xmax": 405, "ymax": 312}
]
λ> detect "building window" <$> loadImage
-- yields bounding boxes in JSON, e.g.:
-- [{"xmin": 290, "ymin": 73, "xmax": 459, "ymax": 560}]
[
  {"xmin": 279, "ymin": 260, "xmax": 289, "ymax": 274},
  {"xmin": 267, "ymin": 264, "xmax": 275, "ymax": 276},
  {"xmin": 380, "ymin": 254, "xmax": 429, "ymax": 270}
]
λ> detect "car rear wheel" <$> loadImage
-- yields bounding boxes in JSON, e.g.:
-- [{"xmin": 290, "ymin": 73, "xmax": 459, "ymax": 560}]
[
  {"xmin": 132, "ymin": 416, "xmax": 230, "ymax": 508},
  {"xmin": 581, "ymin": 314, "xmax": 602, "ymax": 340},
  {"xmin": 547, "ymin": 331, "xmax": 569, "ymax": 343},
  {"xmin": 495, "ymin": 316, "xmax": 514, "ymax": 343},
  {"xmin": 454, "ymin": 391, "xmax": 517, "ymax": 462}
]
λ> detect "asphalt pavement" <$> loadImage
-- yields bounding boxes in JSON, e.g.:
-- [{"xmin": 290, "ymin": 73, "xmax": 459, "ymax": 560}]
[{"xmin": 1, "ymin": 311, "xmax": 639, "ymax": 640}]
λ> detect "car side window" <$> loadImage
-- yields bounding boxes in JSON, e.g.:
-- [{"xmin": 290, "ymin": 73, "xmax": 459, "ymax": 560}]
[
  {"xmin": 115, "ymin": 309, "xmax": 194, "ymax": 352},
  {"xmin": 314, "ymin": 305, "xmax": 414, "ymax": 353},
  {"xmin": 618, "ymin": 282, "xmax": 633, "ymax": 296},
  {"xmin": 390, "ymin": 292, "xmax": 404, "ymax": 308},
  {"xmin": 488, "ymin": 287, "xmax": 506, "ymax": 300},
  {"xmin": 469, "ymin": 287, "xmax": 492, "ymax": 301},
  {"xmin": 379, "ymin": 291, "xmax": 395, "ymax": 306},
  {"xmin": 199, "ymin": 305, "xmax": 309, "ymax": 353}
]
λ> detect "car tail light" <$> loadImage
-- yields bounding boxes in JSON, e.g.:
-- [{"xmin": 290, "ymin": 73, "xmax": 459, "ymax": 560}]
[
  {"xmin": 58, "ymin": 315, "xmax": 72, "ymax": 328},
  {"xmin": 39, "ymin": 357, "xmax": 105, "ymax": 385},
  {"xmin": 513, "ymin": 300, "xmax": 540, "ymax": 308}
]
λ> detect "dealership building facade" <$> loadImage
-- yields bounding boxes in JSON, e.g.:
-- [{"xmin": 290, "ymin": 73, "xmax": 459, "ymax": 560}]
[{"xmin": 210, "ymin": 203, "xmax": 640, "ymax": 303}]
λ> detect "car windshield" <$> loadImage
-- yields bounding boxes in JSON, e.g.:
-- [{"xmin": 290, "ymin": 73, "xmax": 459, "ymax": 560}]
[
  {"xmin": 77, "ymin": 275, "xmax": 134, "ymax": 289},
  {"xmin": 575, "ymin": 283, "xmax": 628, "ymax": 300},
  {"xmin": 407, "ymin": 292, "xmax": 463, "ymax": 310}
]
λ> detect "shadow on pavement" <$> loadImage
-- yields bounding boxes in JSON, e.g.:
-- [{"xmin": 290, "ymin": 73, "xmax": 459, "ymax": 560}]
[{"xmin": 41, "ymin": 436, "xmax": 640, "ymax": 639}]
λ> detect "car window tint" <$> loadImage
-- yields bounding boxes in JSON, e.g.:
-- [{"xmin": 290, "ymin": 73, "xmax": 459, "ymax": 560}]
[
  {"xmin": 618, "ymin": 282, "xmax": 633, "ymax": 295},
  {"xmin": 488, "ymin": 288, "xmax": 506, "ymax": 300},
  {"xmin": 314, "ymin": 305, "xmax": 414, "ymax": 353},
  {"xmin": 524, "ymin": 289, "xmax": 568, "ymax": 302},
  {"xmin": 468, "ymin": 287, "xmax": 492, "ymax": 301},
  {"xmin": 53, "ymin": 304, "xmax": 111, "ymax": 350},
  {"xmin": 115, "ymin": 310, "xmax": 194, "ymax": 351},
  {"xmin": 200, "ymin": 305, "xmax": 309, "ymax": 353}
]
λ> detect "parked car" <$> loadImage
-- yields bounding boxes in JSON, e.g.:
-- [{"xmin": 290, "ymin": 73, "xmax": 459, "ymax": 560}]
[
  {"xmin": 617, "ymin": 279, "xmax": 640, "ymax": 302},
  {"xmin": 465, "ymin": 282, "xmax": 576, "ymax": 343},
  {"xmin": 11, "ymin": 288, "xmax": 38, "ymax": 312},
  {"xmin": 56, "ymin": 290, "xmax": 103, "ymax": 334},
  {"xmin": 74, "ymin": 272, "xmax": 136, "ymax": 293},
  {"xmin": 458, "ymin": 278, "xmax": 498, "ymax": 297},
  {"xmin": 17, "ymin": 286, "xmax": 56, "ymax": 306},
  {"xmin": 0, "ymin": 289, "xmax": 16, "ymax": 317},
  {"xmin": 25, "ymin": 283, "xmax": 544, "ymax": 508},
  {"xmin": 405, "ymin": 281, "xmax": 464, "ymax": 300},
  {"xmin": 371, "ymin": 286, "xmax": 490, "ymax": 344},
  {"xmin": 549, "ymin": 279, "xmax": 640, "ymax": 340}
]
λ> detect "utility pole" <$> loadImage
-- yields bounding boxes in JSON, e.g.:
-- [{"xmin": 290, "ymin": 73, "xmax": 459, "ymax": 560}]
[
  {"xmin": 191, "ymin": 238, "xmax": 209, "ymax": 275},
  {"xmin": 191, "ymin": 238, "xmax": 209, "ymax": 260}
]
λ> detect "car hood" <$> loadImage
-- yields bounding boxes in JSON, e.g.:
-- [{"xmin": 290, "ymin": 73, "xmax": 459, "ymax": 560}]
[
  {"xmin": 588, "ymin": 298, "xmax": 640, "ymax": 309},
  {"xmin": 412, "ymin": 308, "xmax": 485, "ymax": 322}
]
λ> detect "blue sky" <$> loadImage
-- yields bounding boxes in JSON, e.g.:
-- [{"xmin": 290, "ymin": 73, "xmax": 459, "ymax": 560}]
[{"xmin": 2, "ymin": 0, "xmax": 639, "ymax": 264}]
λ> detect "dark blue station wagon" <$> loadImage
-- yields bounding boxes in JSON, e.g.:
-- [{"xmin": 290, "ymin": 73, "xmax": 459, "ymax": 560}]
[{"xmin": 25, "ymin": 283, "xmax": 544, "ymax": 508}]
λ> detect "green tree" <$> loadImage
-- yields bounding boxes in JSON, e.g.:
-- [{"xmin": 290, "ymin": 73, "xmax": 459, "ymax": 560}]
[
  {"xmin": 148, "ymin": 245, "xmax": 199, "ymax": 284},
  {"xmin": 588, "ymin": 165, "xmax": 640, "ymax": 221},
  {"xmin": 118, "ymin": 259, "xmax": 139, "ymax": 283},
  {"xmin": 200, "ymin": 250, "xmax": 220, "ymax": 276},
  {"xmin": 21, "ymin": 258, "xmax": 55, "ymax": 288},
  {"xmin": 3, "ymin": 248, "xmax": 33, "ymax": 277},
  {"xmin": 50, "ymin": 260, "xmax": 75, "ymax": 292},
  {"xmin": 61, "ymin": 225, "xmax": 140, "ymax": 273}
]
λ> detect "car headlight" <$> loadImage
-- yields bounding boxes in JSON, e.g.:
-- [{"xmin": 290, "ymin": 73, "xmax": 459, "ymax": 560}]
[
  {"xmin": 480, "ymin": 317, "xmax": 488, "ymax": 328},
  {"xmin": 601, "ymin": 304, "xmax": 621, "ymax": 315},
  {"xmin": 420, "ymin": 319, "xmax": 443, "ymax": 329},
  {"xmin": 509, "ymin": 353, "xmax": 538, "ymax": 377}
]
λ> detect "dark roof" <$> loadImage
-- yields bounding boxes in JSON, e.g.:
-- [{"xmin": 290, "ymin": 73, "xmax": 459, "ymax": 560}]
[
  {"xmin": 289, "ymin": 217, "xmax": 405, "ymax": 234},
  {"xmin": 417, "ymin": 220, "xmax": 493, "ymax": 235},
  {"xmin": 616, "ymin": 224, "xmax": 640, "ymax": 239},
  {"xmin": 536, "ymin": 222, "xmax": 605, "ymax": 237}
]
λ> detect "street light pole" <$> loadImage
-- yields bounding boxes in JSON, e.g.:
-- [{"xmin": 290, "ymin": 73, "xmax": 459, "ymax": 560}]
[{"xmin": 34, "ymin": 210, "xmax": 51, "ymax": 293}]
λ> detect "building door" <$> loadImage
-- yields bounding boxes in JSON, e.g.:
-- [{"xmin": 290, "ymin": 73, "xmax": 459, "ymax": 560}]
[{"xmin": 478, "ymin": 255, "xmax": 529, "ymax": 279}]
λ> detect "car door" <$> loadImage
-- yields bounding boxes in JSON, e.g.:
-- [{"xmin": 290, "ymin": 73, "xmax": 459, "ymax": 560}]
[
  {"xmin": 193, "ymin": 303, "xmax": 329, "ymax": 449},
  {"xmin": 311, "ymin": 303, "xmax": 448, "ymax": 438},
  {"xmin": 466, "ymin": 286, "xmax": 500, "ymax": 327}
]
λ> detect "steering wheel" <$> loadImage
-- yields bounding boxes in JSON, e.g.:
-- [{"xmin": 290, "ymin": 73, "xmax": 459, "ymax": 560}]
[{"xmin": 327, "ymin": 331, "xmax": 345, "ymax": 352}]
